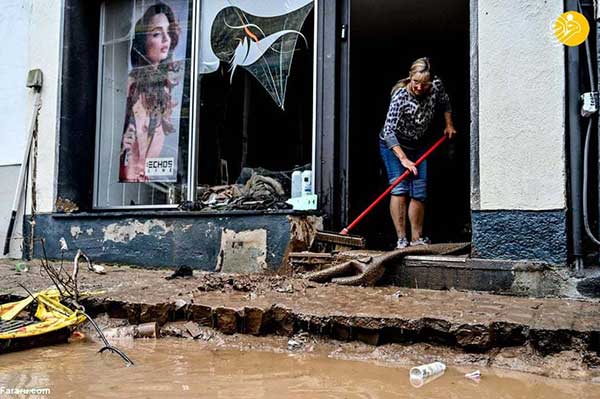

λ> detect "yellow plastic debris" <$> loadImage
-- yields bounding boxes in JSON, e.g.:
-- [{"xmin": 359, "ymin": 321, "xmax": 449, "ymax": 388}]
[{"xmin": 0, "ymin": 289, "xmax": 86, "ymax": 339}]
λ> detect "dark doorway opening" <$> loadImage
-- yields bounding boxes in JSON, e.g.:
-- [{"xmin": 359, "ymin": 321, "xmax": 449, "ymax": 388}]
[{"xmin": 347, "ymin": 0, "xmax": 471, "ymax": 249}]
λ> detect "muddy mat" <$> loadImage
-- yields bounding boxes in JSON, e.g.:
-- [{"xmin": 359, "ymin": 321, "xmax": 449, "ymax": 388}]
[{"xmin": 304, "ymin": 242, "xmax": 471, "ymax": 286}]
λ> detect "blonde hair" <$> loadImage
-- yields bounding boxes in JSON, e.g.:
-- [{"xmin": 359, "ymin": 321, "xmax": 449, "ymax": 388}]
[{"xmin": 391, "ymin": 57, "xmax": 432, "ymax": 96}]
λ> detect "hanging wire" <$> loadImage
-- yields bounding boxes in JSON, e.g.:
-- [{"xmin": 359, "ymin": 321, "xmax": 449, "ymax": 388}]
[{"xmin": 579, "ymin": 0, "xmax": 600, "ymax": 247}]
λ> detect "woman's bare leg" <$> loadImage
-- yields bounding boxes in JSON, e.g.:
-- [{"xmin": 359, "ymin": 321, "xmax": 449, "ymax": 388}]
[
  {"xmin": 408, "ymin": 199, "xmax": 425, "ymax": 240},
  {"xmin": 390, "ymin": 195, "xmax": 408, "ymax": 239}
]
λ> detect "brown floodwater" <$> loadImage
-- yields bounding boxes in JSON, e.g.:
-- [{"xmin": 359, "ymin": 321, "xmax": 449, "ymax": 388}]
[{"xmin": 1, "ymin": 338, "xmax": 599, "ymax": 399}]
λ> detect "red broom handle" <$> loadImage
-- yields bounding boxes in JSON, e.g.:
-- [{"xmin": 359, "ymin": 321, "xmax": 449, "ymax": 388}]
[{"xmin": 340, "ymin": 135, "xmax": 448, "ymax": 235}]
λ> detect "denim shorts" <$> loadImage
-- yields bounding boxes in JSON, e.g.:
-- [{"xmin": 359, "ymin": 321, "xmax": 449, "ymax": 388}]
[{"xmin": 379, "ymin": 140, "xmax": 427, "ymax": 201}]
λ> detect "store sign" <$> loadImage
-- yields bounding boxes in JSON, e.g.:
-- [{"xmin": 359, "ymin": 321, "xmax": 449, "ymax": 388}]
[{"xmin": 145, "ymin": 157, "xmax": 175, "ymax": 177}]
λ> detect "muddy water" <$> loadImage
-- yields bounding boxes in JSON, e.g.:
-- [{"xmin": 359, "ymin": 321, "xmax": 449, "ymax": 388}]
[{"xmin": 1, "ymin": 339, "xmax": 599, "ymax": 399}]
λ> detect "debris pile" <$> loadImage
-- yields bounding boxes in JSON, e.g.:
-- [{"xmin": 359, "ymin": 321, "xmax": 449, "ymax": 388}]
[
  {"xmin": 194, "ymin": 272, "xmax": 310, "ymax": 295},
  {"xmin": 179, "ymin": 172, "xmax": 293, "ymax": 211}
]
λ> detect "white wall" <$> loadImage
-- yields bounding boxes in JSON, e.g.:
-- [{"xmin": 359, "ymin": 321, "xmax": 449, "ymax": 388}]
[
  {"xmin": 0, "ymin": 0, "xmax": 62, "ymax": 258},
  {"xmin": 478, "ymin": 0, "xmax": 566, "ymax": 210},
  {"xmin": 27, "ymin": 0, "xmax": 62, "ymax": 214},
  {"xmin": 0, "ymin": 0, "xmax": 31, "ymax": 167},
  {"xmin": 0, "ymin": 166, "xmax": 25, "ymax": 258},
  {"xmin": 0, "ymin": 0, "xmax": 32, "ymax": 258}
]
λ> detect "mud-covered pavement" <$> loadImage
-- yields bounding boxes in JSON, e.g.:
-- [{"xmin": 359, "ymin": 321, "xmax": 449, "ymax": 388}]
[{"xmin": 2, "ymin": 260, "xmax": 600, "ymax": 381}]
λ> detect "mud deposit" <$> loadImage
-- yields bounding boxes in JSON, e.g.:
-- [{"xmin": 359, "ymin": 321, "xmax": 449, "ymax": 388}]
[
  {"xmin": 3, "ymin": 262, "xmax": 600, "ymax": 380},
  {"xmin": 1, "ymin": 336, "xmax": 600, "ymax": 398}
]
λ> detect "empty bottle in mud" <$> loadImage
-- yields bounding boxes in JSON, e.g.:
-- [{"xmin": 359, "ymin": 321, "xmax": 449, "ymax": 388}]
[{"xmin": 409, "ymin": 362, "xmax": 446, "ymax": 380}]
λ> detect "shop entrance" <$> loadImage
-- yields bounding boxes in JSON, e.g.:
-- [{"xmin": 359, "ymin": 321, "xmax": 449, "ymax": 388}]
[{"xmin": 344, "ymin": 0, "xmax": 471, "ymax": 249}]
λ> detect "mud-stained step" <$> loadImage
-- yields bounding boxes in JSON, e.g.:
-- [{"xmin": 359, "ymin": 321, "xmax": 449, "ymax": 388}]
[
  {"xmin": 3, "ymin": 263, "xmax": 600, "ymax": 360},
  {"xmin": 79, "ymin": 288, "xmax": 600, "ymax": 357}
]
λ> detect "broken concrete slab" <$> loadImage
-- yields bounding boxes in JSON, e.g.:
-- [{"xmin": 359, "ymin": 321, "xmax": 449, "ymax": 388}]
[{"xmin": 184, "ymin": 321, "xmax": 204, "ymax": 339}]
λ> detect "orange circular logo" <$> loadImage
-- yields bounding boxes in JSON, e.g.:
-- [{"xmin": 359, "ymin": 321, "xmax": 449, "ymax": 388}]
[{"xmin": 553, "ymin": 11, "xmax": 590, "ymax": 46}]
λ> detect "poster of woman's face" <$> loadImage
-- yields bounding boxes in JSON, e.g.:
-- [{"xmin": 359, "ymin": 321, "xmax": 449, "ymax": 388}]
[{"xmin": 119, "ymin": 0, "xmax": 189, "ymax": 183}]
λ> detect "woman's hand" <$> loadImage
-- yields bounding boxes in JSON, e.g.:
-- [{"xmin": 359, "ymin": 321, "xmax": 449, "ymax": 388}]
[
  {"xmin": 392, "ymin": 145, "xmax": 418, "ymax": 175},
  {"xmin": 399, "ymin": 156, "xmax": 418, "ymax": 175},
  {"xmin": 444, "ymin": 125, "xmax": 457, "ymax": 139},
  {"xmin": 121, "ymin": 123, "xmax": 136, "ymax": 153},
  {"xmin": 443, "ymin": 112, "xmax": 457, "ymax": 139}
]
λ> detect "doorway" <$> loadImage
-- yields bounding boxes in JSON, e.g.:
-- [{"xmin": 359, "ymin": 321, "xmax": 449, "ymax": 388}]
[{"xmin": 345, "ymin": 0, "xmax": 471, "ymax": 249}]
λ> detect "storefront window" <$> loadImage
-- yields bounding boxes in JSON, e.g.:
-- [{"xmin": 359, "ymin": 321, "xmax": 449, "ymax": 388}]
[
  {"xmin": 194, "ymin": 0, "xmax": 314, "ymax": 206},
  {"xmin": 94, "ymin": 0, "xmax": 192, "ymax": 208},
  {"xmin": 94, "ymin": 0, "xmax": 314, "ymax": 209}
]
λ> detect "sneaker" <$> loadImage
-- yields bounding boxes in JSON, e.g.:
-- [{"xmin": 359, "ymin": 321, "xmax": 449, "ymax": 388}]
[
  {"xmin": 396, "ymin": 237, "xmax": 409, "ymax": 249},
  {"xmin": 410, "ymin": 237, "xmax": 431, "ymax": 246}
]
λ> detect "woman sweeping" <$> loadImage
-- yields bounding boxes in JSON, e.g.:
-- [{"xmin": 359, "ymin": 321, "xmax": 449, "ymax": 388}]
[{"xmin": 379, "ymin": 57, "xmax": 456, "ymax": 249}]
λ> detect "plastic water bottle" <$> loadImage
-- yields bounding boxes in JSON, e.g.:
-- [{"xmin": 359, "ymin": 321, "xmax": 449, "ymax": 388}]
[
  {"xmin": 291, "ymin": 171, "xmax": 302, "ymax": 198},
  {"xmin": 409, "ymin": 362, "xmax": 446, "ymax": 380},
  {"xmin": 301, "ymin": 170, "xmax": 312, "ymax": 196}
]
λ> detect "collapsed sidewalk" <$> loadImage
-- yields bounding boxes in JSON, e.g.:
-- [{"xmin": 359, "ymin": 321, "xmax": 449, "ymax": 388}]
[{"xmin": 2, "ymin": 260, "xmax": 600, "ymax": 379}]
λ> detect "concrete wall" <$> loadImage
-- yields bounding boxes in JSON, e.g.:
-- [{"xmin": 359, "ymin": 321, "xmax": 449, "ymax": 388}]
[
  {"xmin": 24, "ymin": 213, "xmax": 321, "ymax": 271},
  {"xmin": 473, "ymin": 0, "xmax": 568, "ymax": 264}
]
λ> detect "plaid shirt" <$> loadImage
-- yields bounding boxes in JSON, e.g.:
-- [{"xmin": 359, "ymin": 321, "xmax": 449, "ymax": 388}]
[{"xmin": 380, "ymin": 77, "xmax": 451, "ymax": 150}]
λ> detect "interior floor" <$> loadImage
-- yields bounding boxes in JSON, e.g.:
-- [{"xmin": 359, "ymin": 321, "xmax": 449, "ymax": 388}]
[{"xmin": 348, "ymin": 0, "xmax": 471, "ymax": 249}]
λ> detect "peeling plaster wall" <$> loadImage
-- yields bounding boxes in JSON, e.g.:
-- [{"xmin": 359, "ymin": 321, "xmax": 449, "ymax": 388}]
[
  {"xmin": 216, "ymin": 229, "xmax": 268, "ymax": 273},
  {"xmin": 478, "ymin": 0, "xmax": 566, "ymax": 210},
  {"xmin": 25, "ymin": 213, "xmax": 321, "ymax": 271},
  {"xmin": 102, "ymin": 220, "xmax": 174, "ymax": 244}
]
